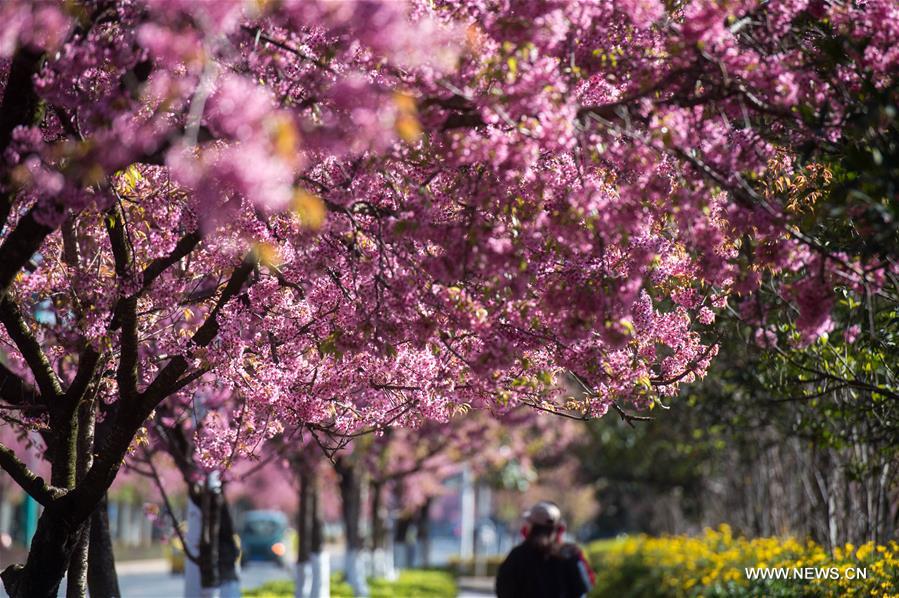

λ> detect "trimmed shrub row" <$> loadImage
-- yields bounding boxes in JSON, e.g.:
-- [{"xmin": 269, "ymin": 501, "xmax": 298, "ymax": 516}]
[{"xmin": 585, "ymin": 525, "xmax": 899, "ymax": 597}]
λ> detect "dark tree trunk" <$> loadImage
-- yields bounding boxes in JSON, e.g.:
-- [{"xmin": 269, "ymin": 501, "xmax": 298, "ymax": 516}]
[
  {"xmin": 185, "ymin": 480, "xmax": 239, "ymax": 595},
  {"xmin": 66, "ymin": 508, "xmax": 91, "ymax": 598},
  {"xmin": 218, "ymin": 500, "xmax": 240, "ymax": 584},
  {"xmin": 198, "ymin": 484, "xmax": 223, "ymax": 590},
  {"xmin": 298, "ymin": 465, "xmax": 312, "ymax": 565},
  {"xmin": 88, "ymin": 399, "xmax": 122, "ymax": 598},
  {"xmin": 336, "ymin": 458, "xmax": 363, "ymax": 552},
  {"xmin": 295, "ymin": 461, "xmax": 325, "ymax": 597},
  {"xmin": 336, "ymin": 456, "xmax": 367, "ymax": 594},
  {"xmin": 88, "ymin": 494, "xmax": 121, "ymax": 598},
  {"xmin": 416, "ymin": 498, "xmax": 432, "ymax": 568},
  {"xmin": 310, "ymin": 472, "xmax": 323, "ymax": 554},
  {"xmin": 0, "ymin": 47, "xmax": 44, "ymax": 153},
  {"xmin": 1, "ymin": 509, "xmax": 86, "ymax": 598},
  {"xmin": 67, "ymin": 398, "xmax": 96, "ymax": 597},
  {"xmin": 0, "ymin": 398, "xmax": 122, "ymax": 598},
  {"xmin": 371, "ymin": 481, "xmax": 386, "ymax": 551},
  {"xmin": 394, "ymin": 515, "xmax": 414, "ymax": 568}
]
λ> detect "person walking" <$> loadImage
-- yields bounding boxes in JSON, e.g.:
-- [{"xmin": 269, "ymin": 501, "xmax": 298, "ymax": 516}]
[{"xmin": 495, "ymin": 501, "xmax": 595, "ymax": 598}]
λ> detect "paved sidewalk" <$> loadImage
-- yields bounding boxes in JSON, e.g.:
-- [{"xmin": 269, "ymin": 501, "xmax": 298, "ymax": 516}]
[
  {"xmin": 457, "ymin": 576, "xmax": 494, "ymax": 597},
  {"xmin": 1, "ymin": 561, "xmax": 497, "ymax": 597},
  {"xmin": 0, "ymin": 559, "xmax": 294, "ymax": 598}
]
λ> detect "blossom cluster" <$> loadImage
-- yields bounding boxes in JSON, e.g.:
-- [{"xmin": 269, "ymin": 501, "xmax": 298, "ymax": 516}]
[{"xmin": 1, "ymin": 0, "xmax": 897, "ymax": 461}]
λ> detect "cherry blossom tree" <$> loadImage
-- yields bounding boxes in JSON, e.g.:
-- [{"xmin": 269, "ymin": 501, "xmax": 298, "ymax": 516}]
[
  {"xmin": 1, "ymin": 1, "xmax": 897, "ymax": 597},
  {"xmin": 289, "ymin": 407, "xmax": 580, "ymax": 597},
  {"xmin": 0, "ymin": 2, "xmax": 462, "ymax": 595}
]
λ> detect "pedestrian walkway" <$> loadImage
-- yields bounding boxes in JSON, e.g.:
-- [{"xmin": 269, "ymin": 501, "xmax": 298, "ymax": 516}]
[{"xmin": 457, "ymin": 576, "xmax": 494, "ymax": 597}]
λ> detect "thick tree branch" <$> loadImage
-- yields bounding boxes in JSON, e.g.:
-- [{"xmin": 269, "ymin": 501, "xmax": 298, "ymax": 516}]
[
  {"xmin": 105, "ymin": 204, "xmax": 139, "ymax": 400},
  {"xmin": 0, "ymin": 361, "xmax": 42, "ymax": 408},
  {"xmin": 65, "ymin": 346, "xmax": 101, "ymax": 408},
  {"xmin": 65, "ymin": 255, "xmax": 257, "ymax": 522},
  {"xmin": 0, "ymin": 444, "xmax": 64, "ymax": 507},
  {"xmin": 0, "ymin": 45, "xmax": 48, "ymax": 235},
  {"xmin": 167, "ymin": 367, "xmax": 212, "ymax": 397},
  {"xmin": 0, "ymin": 47, "xmax": 44, "ymax": 153},
  {"xmin": 0, "ymin": 297, "xmax": 63, "ymax": 401},
  {"xmin": 0, "ymin": 206, "xmax": 57, "ymax": 297},
  {"xmin": 141, "ymin": 256, "xmax": 256, "ymax": 404},
  {"xmin": 141, "ymin": 231, "xmax": 202, "ymax": 288},
  {"xmin": 60, "ymin": 217, "xmax": 82, "ymax": 270},
  {"xmin": 108, "ymin": 230, "xmax": 202, "ymax": 330}
]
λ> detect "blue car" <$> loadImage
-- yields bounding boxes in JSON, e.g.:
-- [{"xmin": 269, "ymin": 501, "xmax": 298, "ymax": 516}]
[{"xmin": 239, "ymin": 510, "xmax": 292, "ymax": 567}]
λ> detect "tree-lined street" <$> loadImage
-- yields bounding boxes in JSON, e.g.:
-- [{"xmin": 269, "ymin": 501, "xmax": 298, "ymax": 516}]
[{"xmin": 1, "ymin": 0, "xmax": 897, "ymax": 596}]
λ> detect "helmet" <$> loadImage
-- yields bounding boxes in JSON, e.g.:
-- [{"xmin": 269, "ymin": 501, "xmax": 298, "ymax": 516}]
[{"xmin": 523, "ymin": 501, "xmax": 562, "ymax": 527}]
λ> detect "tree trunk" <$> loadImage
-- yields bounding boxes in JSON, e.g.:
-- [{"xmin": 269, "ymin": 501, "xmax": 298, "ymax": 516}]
[
  {"xmin": 1, "ymin": 508, "xmax": 86, "ymax": 598},
  {"xmin": 66, "ymin": 523, "xmax": 90, "ymax": 597},
  {"xmin": 308, "ymin": 466, "xmax": 328, "ymax": 598},
  {"xmin": 310, "ymin": 473, "xmax": 323, "ymax": 555},
  {"xmin": 185, "ymin": 497, "xmax": 203, "ymax": 597},
  {"xmin": 296, "ymin": 465, "xmax": 312, "ymax": 598},
  {"xmin": 371, "ymin": 481, "xmax": 385, "ymax": 552},
  {"xmin": 415, "ymin": 499, "xmax": 432, "ymax": 568},
  {"xmin": 369, "ymin": 480, "xmax": 395, "ymax": 580},
  {"xmin": 371, "ymin": 480, "xmax": 384, "ymax": 577},
  {"xmin": 0, "ymin": 411, "xmax": 133, "ymax": 598},
  {"xmin": 4, "ymin": 366, "xmax": 86, "ymax": 597},
  {"xmin": 88, "ymin": 398, "xmax": 122, "ymax": 598},
  {"xmin": 296, "ymin": 459, "xmax": 329, "ymax": 598},
  {"xmin": 217, "ymin": 500, "xmax": 240, "ymax": 598},
  {"xmin": 88, "ymin": 494, "xmax": 121, "ymax": 598},
  {"xmin": 337, "ymin": 458, "xmax": 363, "ymax": 552},
  {"xmin": 394, "ymin": 515, "xmax": 414, "ymax": 570},
  {"xmin": 199, "ymin": 481, "xmax": 223, "ymax": 593},
  {"xmin": 187, "ymin": 481, "xmax": 240, "ymax": 597},
  {"xmin": 185, "ymin": 475, "xmax": 230, "ymax": 598},
  {"xmin": 336, "ymin": 457, "xmax": 367, "ymax": 596},
  {"xmin": 67, "ymin": 398, "xmax": 96, "ymax": 597}
]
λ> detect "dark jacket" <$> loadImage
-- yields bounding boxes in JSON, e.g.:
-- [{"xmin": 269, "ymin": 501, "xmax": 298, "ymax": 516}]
[{"xmin": 495, "ymin": 541, "xmax": 595, "ymax": 598}]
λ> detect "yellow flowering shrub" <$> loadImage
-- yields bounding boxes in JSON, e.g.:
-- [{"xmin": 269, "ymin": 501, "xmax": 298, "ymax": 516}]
[{"xmin": 586, "ymin": 526, "xmax": 899, "ymax": 597}]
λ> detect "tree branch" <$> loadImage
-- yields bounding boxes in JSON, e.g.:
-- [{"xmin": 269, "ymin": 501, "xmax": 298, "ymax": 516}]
[
  {"xmin": 142, "ymin": 231, "xmax": 202, "ymax": 288},
  {"xmin": 142, "ymin": 448, "xmax": 199, "ymax": 564},
  {"xmin": 612, "ymin": 403, "xmax": 653, "ymax": 428},
  {"xmin": 65, "ymin": 345, "xmax": 101, "ymax": 407},
  {"xmin": 0, "ymin": 47, "xmax": 44, "ymax": 154},
  {"xmin": 105, "ymin": 203, "xmax": 139, "ymax": 400},
  {"xmin": 109, "ymin": 230, "xmax": 202, "ymax": 330},
  {"xmin": 141, "ymin": 255, "xmax": 256, "ymax": 404},
  {"xmin": 0, "ymin": 297, "xmax": 63, "ymax": 401},
  {"xmin": 167, "ymin": 367, "xmax": 211, "ymax": 397},
  {"xmin": 0, "ymin": 205, "xmax": 57, "ymax": 297},
  {"xmin": 0, "ymin": 361, "xmax": 42, "ymax": 408},
  {"xmin": 64, "ymin": 255, "xmax": 257, "ymax": 522},
  {"xmin": 0, "ymin": 444, "xmax": 64, "ymax": 507},
  {"xmin": 0, "ymin": 45, "xmax": 46, "ymax": 229}
]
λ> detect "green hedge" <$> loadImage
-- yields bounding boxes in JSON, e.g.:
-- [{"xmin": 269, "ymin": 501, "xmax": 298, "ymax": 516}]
[{"xmin": 245, "ymin": 569, "xmax": 456, "ymax": 597}]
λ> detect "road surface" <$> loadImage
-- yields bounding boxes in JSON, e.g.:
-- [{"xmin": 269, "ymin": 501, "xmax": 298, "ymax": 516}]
[
  {"xmin": 0, "ymin": 560, "xmax": 297, "ymax": 598},
  {"xmin": 1, "ymin": 537, "xmax": 499, "ymax": 596},
  {"xmin": 118, "ymin": 559, "xmax": 295, "ymax": 597}
]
